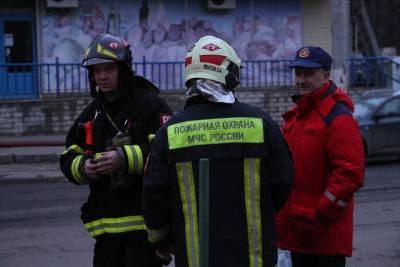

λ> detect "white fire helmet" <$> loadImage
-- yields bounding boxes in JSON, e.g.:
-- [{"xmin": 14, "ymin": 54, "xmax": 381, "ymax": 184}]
[{"xmin": 185, "ymin": 35, "xmax": 241, "ymax": 90}]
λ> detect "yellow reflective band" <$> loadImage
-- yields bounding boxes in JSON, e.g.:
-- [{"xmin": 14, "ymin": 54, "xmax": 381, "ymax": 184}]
[
  {"xmin": 84, "ymin": 215, "xmax": 146, "ymax": 237},
  {"xmin": 176, "ymin": 162, "xmax": 199, "ymax": 267},
  {"xmin": 123, "ymin": 145, "xmax": 143, "ymax": 174},
  {"xmin": 244, "ymin": 158, "xmax": 263, "ymax": 267},
  {"xmin": 62, "ymin": 144, "xmax": 84, "ymax": 155},
  {"xmin": 134, "ymin": 145, "xmax": 143, "ymax": 173},
  {"xmin": 96, "ymin": 43, "xmax": 117, "ymax": 59},
  {"xmin": 71, "ymin": 155, "xmax": 86, "ymax": 184},
  {"xmin": 93, "ymin": 152, "xmax": 103, "ymax": 160},
  {"xmin": 148, "ymin": 134, "xmax": 156, "ymax": 142},
  {"xmin": 167, "ymin": 117, "xmax": 264, "ymax": 149},
  {"xmin": 124, "ymin": 145, "xmax": 134, "ymax": 174},
  {"xmin": 148, "ymin": 226, "xmax": 169, "ymax": 244}
]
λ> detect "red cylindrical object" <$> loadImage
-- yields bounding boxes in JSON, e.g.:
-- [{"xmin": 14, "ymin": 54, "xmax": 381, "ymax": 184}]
[{"xmin": 84, "ymin": 121, "xmax": 94, "ymax": 155}]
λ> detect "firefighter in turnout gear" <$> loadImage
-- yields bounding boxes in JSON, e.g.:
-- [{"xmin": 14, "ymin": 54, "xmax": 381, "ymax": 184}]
[
  {"xmin": 142, "ymin": 35, "xmax": 294, "ymax": 267},
  {"xmin": 60, "ymin": 33, "xmax": 172, "ymax": 267}
]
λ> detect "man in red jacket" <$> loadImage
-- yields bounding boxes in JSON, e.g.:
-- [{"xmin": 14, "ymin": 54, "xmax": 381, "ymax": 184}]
[{"xmin": 276, "ymin": 46, "xmax": 365, "ymax": 267}]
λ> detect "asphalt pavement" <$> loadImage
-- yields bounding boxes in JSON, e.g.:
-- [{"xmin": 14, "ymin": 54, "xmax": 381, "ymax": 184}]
[{"xmin": 1, "ymin": 135, "xmax": 399, "ymax": 267}]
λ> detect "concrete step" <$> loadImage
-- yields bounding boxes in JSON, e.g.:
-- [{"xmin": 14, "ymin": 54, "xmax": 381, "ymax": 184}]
[{"xmin": 0, "ymin": 135, "xmax": 65, "ymax": 164}]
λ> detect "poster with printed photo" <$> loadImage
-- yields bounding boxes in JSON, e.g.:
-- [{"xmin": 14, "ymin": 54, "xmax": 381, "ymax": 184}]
[{"xmin": 41, "ymin": 0, "xmax": 302, "ymax": 90}]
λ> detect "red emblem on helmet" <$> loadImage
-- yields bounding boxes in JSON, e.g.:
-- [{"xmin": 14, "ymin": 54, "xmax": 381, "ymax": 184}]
[
  {"xmin": 110, "ymin": 42, "xmax": 119, "ymax": 49},
  {"xmin": 202, "ymin": 43, "xmax": 221, "ymax": 51}
]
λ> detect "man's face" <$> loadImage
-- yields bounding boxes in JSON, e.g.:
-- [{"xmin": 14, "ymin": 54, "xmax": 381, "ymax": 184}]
[
  {"xmin": 92, "ymin": 62, "xmax": 118, "ymax": 93},
  {"xmin": 294, "ymin": 67, "xmax": 330, "ymax": 95}
]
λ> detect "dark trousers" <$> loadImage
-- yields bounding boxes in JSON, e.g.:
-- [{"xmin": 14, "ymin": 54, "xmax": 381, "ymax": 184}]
[
  {"xmin": 93, "ymin": 235, "xmax": 163, "ymax": 267},
  {"xmin": 291, "ymin": 252, "xmax": 346, "ymax": 267}
]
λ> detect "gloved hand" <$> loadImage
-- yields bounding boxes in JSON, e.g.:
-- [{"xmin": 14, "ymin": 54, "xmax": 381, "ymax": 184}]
[
  {"xmin": 92, "ymin": 150, "xmax": 122, "ymax": 175},
  {"xmin": 316, "ymin": 194, "xmax": 344, "ymax": 225},
  {"xmin": 84, "ymin": 158, "xmax": 100, "ymax": 181}
]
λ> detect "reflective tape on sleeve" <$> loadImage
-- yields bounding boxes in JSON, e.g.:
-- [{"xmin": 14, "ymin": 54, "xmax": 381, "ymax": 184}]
[
  {"xmin": 123, "ymin": 145, "xmax": 144, "ymax": 174},
  {"xmin": 324, "ymin": 190, "xmax": 348, "ymax": 207},
  {"xmin": 71, "ymin": 155, "xmax": 86, "ymax": 184},
  {"xmin": 62, "ymin": 144, "xmax": 84, "ymax": 155}
]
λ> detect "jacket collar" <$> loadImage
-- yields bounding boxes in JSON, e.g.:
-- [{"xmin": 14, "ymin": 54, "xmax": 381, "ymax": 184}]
[
  {"xmin": 184, "ymin": 95, "xmax": 237, "ymax": 109},
  {"xmin": 97, "ymin": 86, "xmax": 133, "ymax": 109},
  {"xmin": 282, "ymin": 81, "xmax": 336, "ymax": 121}
]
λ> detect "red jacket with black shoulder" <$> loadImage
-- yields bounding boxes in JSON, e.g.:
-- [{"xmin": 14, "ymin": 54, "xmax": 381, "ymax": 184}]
[{"xmin": 276, "ymin": 81, "xmax": 365, "ymax": 256}]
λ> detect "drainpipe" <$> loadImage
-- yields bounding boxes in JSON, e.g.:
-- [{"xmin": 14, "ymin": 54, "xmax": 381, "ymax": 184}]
[
  {"xmin": 331, "ymin": 0, "xmax": 351, "ymax": 87},
  {"xmin": 359, "ymin": 0, "xmax": 380, "ymax": 56}
]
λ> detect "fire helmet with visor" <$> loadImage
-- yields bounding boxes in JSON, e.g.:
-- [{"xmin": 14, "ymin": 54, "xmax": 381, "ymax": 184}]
[
  {"xmin": 82, "ymin": 33, "xmax": 133, "ymax": 73},
  {"xmin": 185, "ymin": 35, "xmax": 241, "ymax": 90},
  {"xmin": 82, "ymin": 33, "xmax": 136, "ymax": 97}
]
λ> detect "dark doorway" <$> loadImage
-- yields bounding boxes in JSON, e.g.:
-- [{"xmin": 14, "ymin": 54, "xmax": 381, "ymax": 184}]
[
  {"xmin": 0, "ymin": 17, "xmax": 36, "ymax": 99},
  {"xmin": 4, "ymin": 21, "xmax": 33, "ymax": 71}
]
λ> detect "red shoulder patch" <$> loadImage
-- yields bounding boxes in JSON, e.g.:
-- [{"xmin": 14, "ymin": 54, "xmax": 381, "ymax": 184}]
[{"xmin": 160, "ymin": 113, "xmax": 172, "ymax": 125}]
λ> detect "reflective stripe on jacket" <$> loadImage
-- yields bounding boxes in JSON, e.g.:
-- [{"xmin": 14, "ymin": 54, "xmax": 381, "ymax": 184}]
[
  {"xmin": 60, "ymin": 87, "xmax": 172, "ymax": 239},
  {"xmin": 143, "ymin": 96, "xmax": 293, "ymax": 267}
]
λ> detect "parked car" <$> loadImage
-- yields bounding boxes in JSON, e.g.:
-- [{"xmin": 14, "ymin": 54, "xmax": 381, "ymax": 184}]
[{"xmin": 354, "ymin": 89, "xmax": 400, "ymax": 157}]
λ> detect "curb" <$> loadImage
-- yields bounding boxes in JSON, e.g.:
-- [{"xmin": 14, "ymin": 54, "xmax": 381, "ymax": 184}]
[
  {"xmin": 0, "ymin": 140, "xmax": 65, "ymax": 147},
  {"xmin": 0, "ymin": 176, "xmax": 66, "ymax": 184},
  {"xmin": 0, "ymin": 204, "xmax": 81, "ymax": 220},
  {"xmin": 0, "ymin": 154, "xmax": 60, "ymax": 164}
]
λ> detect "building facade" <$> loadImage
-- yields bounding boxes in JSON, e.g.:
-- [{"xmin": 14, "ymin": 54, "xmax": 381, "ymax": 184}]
[
  {"xmin": 0, "ymin": 0, "xmax": 348, "ymax": 98},
  {"xmin": 0, "ymin": 0, "xmax": 352, "ymax": 137}
]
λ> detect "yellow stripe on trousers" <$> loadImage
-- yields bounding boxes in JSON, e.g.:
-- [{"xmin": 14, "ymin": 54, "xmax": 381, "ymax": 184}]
[
  {"xmin": 176, "ymin": 161, "xmax": 200, "ymax": 267},
  {"xmin": 244, "ymin": 158, "xmax": 263, "ymax": 267}
]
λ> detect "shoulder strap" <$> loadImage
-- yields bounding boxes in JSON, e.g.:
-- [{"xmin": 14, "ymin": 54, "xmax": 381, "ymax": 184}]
[
  {"xmin": 319, "ymin": 82, "xmax": 352, "ymax": 126},
  {"xmin": 323, "ymin": 102, "xmax": 353, "ymax": 126}
]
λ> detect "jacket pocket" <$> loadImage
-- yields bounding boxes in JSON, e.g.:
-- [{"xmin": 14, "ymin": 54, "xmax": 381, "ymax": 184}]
[
  {"xmin": 289, "ymin": 204, "xmax": 330, "ymax": 234},
  {"xmin": 288, "ymin": 204, "xmax": 319, "ymax": 233},
  {"xmin": 289, "ymin": 204, "xmax": 316, "ymax": 223}
]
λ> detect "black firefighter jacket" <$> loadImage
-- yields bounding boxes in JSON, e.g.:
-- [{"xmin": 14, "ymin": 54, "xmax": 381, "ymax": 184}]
[
  {"xmin": 60, "ymin": 86, "xmax": 172, "ymax": 239},
  {"xmin": 143, "ymin": 96, "xmax": 293, "ymax": 267}
]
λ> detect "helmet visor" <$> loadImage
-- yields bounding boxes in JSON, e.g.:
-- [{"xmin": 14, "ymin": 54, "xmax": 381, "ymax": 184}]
[{"xmin": 83, "ymin": 57, "xmax": 115, "ymax": 67}]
